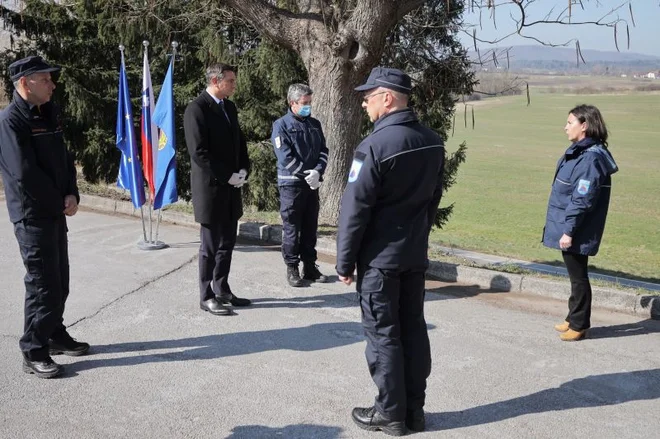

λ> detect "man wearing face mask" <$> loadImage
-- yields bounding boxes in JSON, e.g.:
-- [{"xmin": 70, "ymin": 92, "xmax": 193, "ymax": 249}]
[{"xmin": 271, "ymin": 83, "xmax": 329, "ymax": 287}]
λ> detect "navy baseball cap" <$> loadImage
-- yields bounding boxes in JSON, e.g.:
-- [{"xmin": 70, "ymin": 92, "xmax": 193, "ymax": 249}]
[
  {"xmin": 9, "ymin": 56, "xmax": 60, "ymax": 82},
  {"xmin": 354, "ymin": 67, "xmax": 412, "ymax": 94}
]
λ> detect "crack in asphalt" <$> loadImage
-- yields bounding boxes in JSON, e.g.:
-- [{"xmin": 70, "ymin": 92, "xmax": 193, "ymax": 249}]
[{"xmin": 68, "ymin": 255, "xmax": 198, "ymax": 328}]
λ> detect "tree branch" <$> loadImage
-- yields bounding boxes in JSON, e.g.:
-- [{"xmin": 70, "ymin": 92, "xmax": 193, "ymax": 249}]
[{"xmin": 221, "ymin": 0, "xmax": 328, "ymax": 51}]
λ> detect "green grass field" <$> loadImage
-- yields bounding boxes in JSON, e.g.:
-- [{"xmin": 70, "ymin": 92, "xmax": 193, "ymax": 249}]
[{"xmin": 437, "ymin": 91, "xmax": 660, "ymax": 282}]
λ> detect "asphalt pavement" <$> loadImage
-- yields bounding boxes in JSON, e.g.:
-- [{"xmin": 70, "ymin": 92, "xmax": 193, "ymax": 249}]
[{"xmin": 0, "ymin": 208, "xmax": 658, "ymax": 438}]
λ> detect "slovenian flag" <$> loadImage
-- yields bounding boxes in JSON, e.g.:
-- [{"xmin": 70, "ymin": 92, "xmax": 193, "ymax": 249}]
[{"xmin": 141, "ymin": 48, "xmax": 158, "ymax": 200}]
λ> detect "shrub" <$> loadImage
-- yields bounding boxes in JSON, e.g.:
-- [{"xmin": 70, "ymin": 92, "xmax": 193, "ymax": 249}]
[{"xmin": 243, "ymin": 141, "xmax": 279, "ymax": 211}]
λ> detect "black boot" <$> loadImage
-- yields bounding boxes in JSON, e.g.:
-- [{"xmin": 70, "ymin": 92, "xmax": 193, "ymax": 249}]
[
  {"xmin": 286, "ymin": 264, "xmax": 303, "ymax": 287},
  {"xmin": 351, "ymin": 406, "xmax": 406, "ymax": 436},
  {"xmin": 406, "ymin": 408, "xmax": 425, "ymax": 432},
  {"xmin": 302, "ymin": 262, "xmax": 328, "ymax": 283},
  {"xmin": 50, "ymin": 333, "xmax": 90, "ymax": 357},
  {"xmin": 22, "ymin": 355, "xmax": 63, "ymax": 379}
]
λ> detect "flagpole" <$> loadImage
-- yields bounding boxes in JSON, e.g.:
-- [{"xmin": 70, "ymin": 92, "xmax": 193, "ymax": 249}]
[
  {"xmin": 143, "ymin": 40, "xmax": 155, "ymax": 243},
  {"xmin": 120, "ymin": 43, "xmax": 148, "ymax": 243},
  {"xmin": 154, "ymin": 40, "xmax": 178, "ymax": 244}
]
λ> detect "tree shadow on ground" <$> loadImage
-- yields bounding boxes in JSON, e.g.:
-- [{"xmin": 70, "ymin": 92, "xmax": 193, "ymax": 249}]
[
  {"xmin": 66, "ymin": 321, "xmax": 364, "ymax": 373},
  {"xmin": 426, "ymin": 368, "xmax": 660, "ymax": 431},
  {"xmin": 226, "ymin": 424, "xmax": 343, "ymax": 439}
]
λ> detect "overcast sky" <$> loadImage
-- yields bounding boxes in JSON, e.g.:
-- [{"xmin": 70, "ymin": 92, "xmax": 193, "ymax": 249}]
[{"xmin": 458, "ymin": 0, "xmax": 660, "ymax": 57}]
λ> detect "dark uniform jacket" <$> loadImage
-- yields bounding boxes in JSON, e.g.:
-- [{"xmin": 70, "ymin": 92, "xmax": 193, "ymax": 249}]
[
  {"xmin": 271, "ymin": 110, "xmax": 328, "ymax": 186},
  {"xmin": 0, "ymin": 91, "xmax": 78, "ymax": 224},
  {"xmin": 336, "ymin": 108, "xmax": 445, "ymax": 276},
  {"xmin": 542, "ymin": 137, "xmax": 618, "ymax": 256},
  {"xmin": 184, "ymin": 92, "xmax": 250, "ymax": 224}
]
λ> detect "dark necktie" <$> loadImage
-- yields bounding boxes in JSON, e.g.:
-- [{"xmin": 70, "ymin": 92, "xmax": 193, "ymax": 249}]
[{"xmin": 218, "ymin": 100, "xmax": 230, "ymax": 124}]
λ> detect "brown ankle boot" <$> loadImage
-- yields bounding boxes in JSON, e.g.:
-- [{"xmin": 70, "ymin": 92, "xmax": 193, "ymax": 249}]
[
  {"xmin": 560, "ymin": 328, "xmax": 587, "ymax": 341},
  {"xmin": 554, "ymin": 321, "xmax": 570, "ymax": 332}
]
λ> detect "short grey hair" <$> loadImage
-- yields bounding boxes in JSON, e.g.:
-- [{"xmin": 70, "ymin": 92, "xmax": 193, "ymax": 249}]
[
  {"xmin": 287, "ymin": 83, "xmax": 313, "ymax": 105},
  {"xmin": 206, "ymin": 63, "xmax": 236, "ymax": 86}
]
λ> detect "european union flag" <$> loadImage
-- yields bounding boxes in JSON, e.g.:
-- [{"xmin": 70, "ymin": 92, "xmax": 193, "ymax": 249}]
[
  {"xmin": 116, "ymin": 52, "xmax": 146, "ymax": 208},
  {"xmin": 152, "ymin": 56, "xmax": 178, "ymax": 210}
]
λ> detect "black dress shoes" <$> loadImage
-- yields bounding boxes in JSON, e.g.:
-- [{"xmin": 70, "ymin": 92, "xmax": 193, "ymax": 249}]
[
  {"xmin": 351, "ymin": 406, "xmax": 406, "ymax": 436},
  {"xmin": 200, "ymin": 298, "xmax": 232, "ymax": 316},
  {"xmin": 22, "ymin": 356, "xmax": 63, "ymax": 379},
  {"xmin": 218, "ymin": 293, "xmax": 251, "ymax": 307},
  {"xmin": 406, "ymin": 408, "xmax": 425, "ymax": 432},
  {"xmin": 50, "ymin": 334, "xmax": 90, "ymax": 356}
]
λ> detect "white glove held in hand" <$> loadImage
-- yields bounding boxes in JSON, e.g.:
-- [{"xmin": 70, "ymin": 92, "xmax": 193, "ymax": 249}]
[
  {"xmin": 234, "ymin": 169, "xmax": 248, "ymax": 188},
  {"xmin": 228, "ymin": 173, "xmax": 243, "ymax": 186},
  {"xmin": 304, "ymin": 169, "xmax": 321, "ymax": 190}
]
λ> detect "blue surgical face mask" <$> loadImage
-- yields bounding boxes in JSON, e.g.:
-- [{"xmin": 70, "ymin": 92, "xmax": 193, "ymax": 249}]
[{"xmin": 297, "ymin": 105, "xmax": 311, "ymax": 117}]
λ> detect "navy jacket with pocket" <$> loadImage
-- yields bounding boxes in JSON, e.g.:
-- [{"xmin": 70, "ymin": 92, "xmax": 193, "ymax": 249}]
[
  {"xmin": 0, "ymin": 91, "xmax": 78, "ymax": 224},
  {"xmin": 336, "ymin": 108, "xmax": 445, "ymax": 276},
  {"xmin": 542, "ymin": 137, "xmax": 618, "ymax": 256},
  {"xmin": 270, "ymin": 110, "xmax": 328, "ymax": 187}
]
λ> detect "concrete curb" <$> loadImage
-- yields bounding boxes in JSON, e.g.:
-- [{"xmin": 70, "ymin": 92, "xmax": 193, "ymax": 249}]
[{"xmin": 80, "ymin": 194, "xmax": 659, "ymax": 320}]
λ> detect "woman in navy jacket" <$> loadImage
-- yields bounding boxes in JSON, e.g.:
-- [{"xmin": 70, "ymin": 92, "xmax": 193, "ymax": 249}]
[{"xmin": 542, "ymin": 104, "xmax": 618, "ymax": 341}]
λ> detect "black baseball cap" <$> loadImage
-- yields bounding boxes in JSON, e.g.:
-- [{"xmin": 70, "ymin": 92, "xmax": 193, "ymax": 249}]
[
  {"xmin": 354, "ymin": 67, "xmax": 412, "ymax": 94},
  {"xmin": 9, "ymin": 56, "xmax": 60, "ymax": 82}
]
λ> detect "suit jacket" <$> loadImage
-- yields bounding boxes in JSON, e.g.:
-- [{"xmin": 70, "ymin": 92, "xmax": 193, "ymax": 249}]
[{"xmin": 184, "ymin": 91, "xmax": 250, "ymax": 224}]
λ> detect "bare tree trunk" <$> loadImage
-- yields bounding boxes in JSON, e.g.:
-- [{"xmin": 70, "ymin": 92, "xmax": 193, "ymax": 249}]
[
  {"xmin": 222, "ymin": 0, "xmax": 425, "ymax": 223},
  {"xmin": 304, "ymin": 50, "xmax": 365, "ymax": 225}
]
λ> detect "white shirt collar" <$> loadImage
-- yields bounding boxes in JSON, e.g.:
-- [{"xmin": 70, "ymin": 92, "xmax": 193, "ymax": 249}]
[{"xmin": 205, "ymin": 89, "xmax": 222, "ymax": 105}]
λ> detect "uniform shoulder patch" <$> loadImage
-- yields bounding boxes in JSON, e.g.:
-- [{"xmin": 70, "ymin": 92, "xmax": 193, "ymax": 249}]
[
  {"xmin": 577, "ymin": 179, "xmax": 591, "ymax": 195},
  {"xmin": 275, "ymin": 136, "xmax": 281, "ymax": 149},
  {"xmin": 348, "ymin": 159, "xmax": 363, "ymax": 183}
]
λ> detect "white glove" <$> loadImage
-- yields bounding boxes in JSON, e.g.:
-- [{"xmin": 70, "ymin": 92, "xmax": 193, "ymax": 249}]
[
  {"xmin": 235, "ymin": 169, "xmax": 248, "ymax": 188},
  {"xmin": 304, "ymin": 169, "xmax": 320, "ymax": 190},
  {"xmin": 228, "ymin": 173, "xmax": 243, "ymax": 186}
]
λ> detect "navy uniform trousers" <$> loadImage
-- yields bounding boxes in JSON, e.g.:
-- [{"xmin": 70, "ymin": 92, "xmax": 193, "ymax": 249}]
[
  {"xmin": 14, "ymin": 216, "xmax": 70, "ymax": 361},
  {"xmin": 279, "ymin": 185, "xmax": 319, "ymax": 265},
  {"xmin": 356, "ymin": 264, "xmax": 432, "ymax": 421}
]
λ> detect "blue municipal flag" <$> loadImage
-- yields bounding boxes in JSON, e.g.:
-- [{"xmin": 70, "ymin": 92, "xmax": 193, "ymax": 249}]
[
  {"xmin": 116, "ymin": 52, "xmax": 146, "ymax": 208},
  {"xmin": 152, "ymin": 57, "xmax": 178, "ymax": 210}
]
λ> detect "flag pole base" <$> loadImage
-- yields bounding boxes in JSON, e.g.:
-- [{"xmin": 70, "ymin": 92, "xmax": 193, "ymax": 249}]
[{"xmin": 137, "ymin": 240, "xmax": 169, "ymax": 251}]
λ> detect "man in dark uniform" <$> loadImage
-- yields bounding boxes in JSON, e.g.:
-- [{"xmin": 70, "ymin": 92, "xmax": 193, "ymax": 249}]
[
  {"xmin": 0, "ymin": 56, "xmax": 90, "ymax": 379},
  {"xmin": 184, "ymin": 63, "xmax": 251, "ymax": 316},
  {"xmin": 271, "ymin": 83, "xmax": 329, "ymax": 287},
  {"xmin": 336, "ymin": 67, "xmax": 445, "ymax": 435}
]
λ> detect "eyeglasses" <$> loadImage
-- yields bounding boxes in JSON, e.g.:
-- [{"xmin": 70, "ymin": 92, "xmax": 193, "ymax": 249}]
[{"xmin": 362, "ymin": 91, "xmax": 388, "ymax": 103}]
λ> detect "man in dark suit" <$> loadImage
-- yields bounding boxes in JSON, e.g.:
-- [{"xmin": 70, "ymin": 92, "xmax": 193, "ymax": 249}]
[{"xmin": 184, "ymin": 63, "xmax": 251, "ymax": 316}]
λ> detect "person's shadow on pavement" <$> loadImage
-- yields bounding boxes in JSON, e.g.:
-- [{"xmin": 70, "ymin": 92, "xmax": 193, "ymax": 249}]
[
  {"xmin": 226, "ymin": 424, "xmax": 343, "ymax": 438},
  {"xmin": 67, "ymin": 321, "xmax": 365, "ymax": 373},
  {"xmin": 425, "ymin": 368, "xmax": 660, "ymax": 431},
  {"xmin": 588, "ymin": 319, "xmax": 660, "ymax": 339}
]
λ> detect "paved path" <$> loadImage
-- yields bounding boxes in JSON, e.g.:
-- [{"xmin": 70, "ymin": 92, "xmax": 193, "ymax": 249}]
[{"xmin": 0, "ymin": 209, "xmax": 658, "ymax": 438}]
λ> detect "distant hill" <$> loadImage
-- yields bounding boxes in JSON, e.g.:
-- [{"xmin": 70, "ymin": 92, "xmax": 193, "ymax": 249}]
[{"xmin": 469, "ymin": 45, "xmax": 660, "ymax": 74}]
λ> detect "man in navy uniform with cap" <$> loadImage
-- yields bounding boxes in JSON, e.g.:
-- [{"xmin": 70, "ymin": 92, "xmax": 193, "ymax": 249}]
[
  {"xmin": 336, "ymin": 67, "xmax": 445, "ymax": 435},
  {"xmin": 0, "ymin": 56, "xmax": 89, "ymax": 379},
  {"xmin": 271, "ymin": 83, "xmax": 329, "ymax": 287}
]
